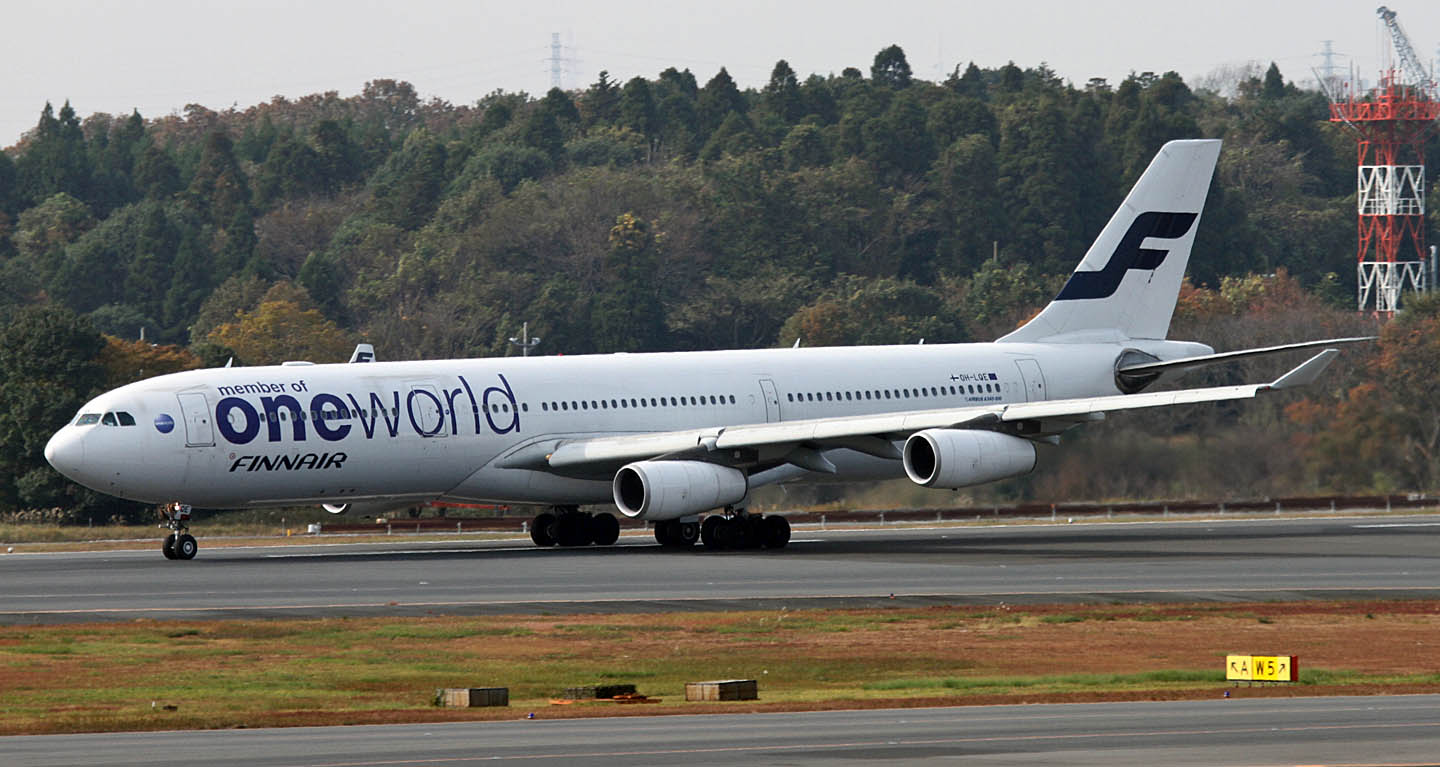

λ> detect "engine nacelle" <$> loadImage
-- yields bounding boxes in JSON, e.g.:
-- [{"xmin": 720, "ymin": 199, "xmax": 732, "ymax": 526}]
[
  {"xmin": 612, "ymin": 460, "xmax": 747, "ymax": 521},
  {"xmin": 902, "ymin": 429, "xmax": 1037, "ymax": 489},
  {"xmin": 321, "ymin": 499, "xmax": 425, "ymax": 516}
]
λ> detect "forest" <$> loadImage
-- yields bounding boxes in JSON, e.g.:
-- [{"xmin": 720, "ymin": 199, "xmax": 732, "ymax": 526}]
[{"xmin": 1, "ymin": 45, "xmax": 1436, "ymax": 522}]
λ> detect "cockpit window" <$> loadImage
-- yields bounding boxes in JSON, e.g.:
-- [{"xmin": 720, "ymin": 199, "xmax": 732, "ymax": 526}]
[
  {"xmin": 101, "ymin": 412, "xmax": 118, "ymax": 426},
  {"xmin": 75, "ymin": 413, "xmax": 101, "ymax": 426},
  {"xmin": 116, "ymin": 412, "xmax": 136, "ymax": 426}
]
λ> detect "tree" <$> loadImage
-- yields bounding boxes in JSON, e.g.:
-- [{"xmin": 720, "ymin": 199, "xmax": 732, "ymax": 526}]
[
  {"xmin": 581, "ymin": 71, "xmax": 621, "ymax": 127},
  {"xmin": 368, "ymin": 128, "xmax": 448, "ymax": 228},
  {"xmin": 133, "ymin": 144, "xmax": 181, "ymax": 199},
  {"xmin": 16, "ymin": 101, "xmax": 93, "ymax": 207},
  {"xmin": 619, "ymin": 77, "xmax": 660, "ymax": 157},
  {"xmin": 96, "ymin": 335, "xmax": 202, "ymax": 388},
  {"xmin": 776, "ymin": 276, "xmax": 965, "ymax": 346},
  {"xmin": 311, "ymin": 119, "xmax": 364, "ymax": 193},
  {"xmin": 870, "ymin": 45, "xmax": 913, "ymax": 88},
  {"xmin": 781, "ymin": 123, "xmax": 830, "ymax": 169},
  {"xmin": 862, "ymin": 90, "xmax": 936, "ymax": 178},
  {"xmin": 762, "ymin": 60, "xmax": 804, "ymax": 123},
  {"xmin": 0, "ymin": 305, "xmax": 106, "ymax": 512},
  {"xmin": 1262, "ymin": 62, "xmax": 1285, "ymax": 100},
  {"xmin": 697, "ymin": 67, "xmax": 747, "ymax": 136},
  {"xmin": 186, "ymin": 131, "xmax": 251, "ymax": 225},
  {"xmin": 207, "ymin": 296, "xmax": 353, "ymax": 365},
  {"xmin": 591, "ymin": 213, "xmax": 666, "ymax": 352}
]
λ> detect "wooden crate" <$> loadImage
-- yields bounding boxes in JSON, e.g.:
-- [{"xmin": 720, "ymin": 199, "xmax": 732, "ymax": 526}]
[
  {"xmin": 685, "ymin": 679, "xmax": 758, "ymax": 701},
  {"xmin": 562, "ymin": 684, "xmax": 637, "ymax": 699},
  {"xmin": 435, "ymin": 687, "xmax": 508, "ymax": 707}
]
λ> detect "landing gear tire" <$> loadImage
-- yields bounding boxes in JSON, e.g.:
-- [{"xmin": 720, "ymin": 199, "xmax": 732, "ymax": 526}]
[
  {"xmin": 555, "ymin": 512, "xmax": 591, "ymax": 547},
  {"xmin": 654, "ymin": 519, "xmax": 698, "ymax": 548},
  {"xmin": 763, "ymin": 515, "xmax": 791, "ymax": 549},
  {"xmin": 701, "ymin": 516, "xmax": 724, "ymax": 550},
  {"xmin": 589, "ymin": 513, "xmax": 620, "ymax": 546},
  {"xmin": 175, "ymin": 534, "xmax": 198, "ymax": 560},
  {"xmin": 162, "ymin": 533, "xmax": 178, "ymax": 560},
  {"xmin": 531, "ymin": 512, "xmax": 557, "ymax": 547}
]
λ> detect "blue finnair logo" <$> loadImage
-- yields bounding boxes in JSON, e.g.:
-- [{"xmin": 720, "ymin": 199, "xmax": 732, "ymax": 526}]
[
  {"xmin": 154, "ymin": 413, "xmax": 175, "ymax": 433},
  {"xmin": 1054, "ymin": 211, "xmax": 1198, "ymax": 301}
]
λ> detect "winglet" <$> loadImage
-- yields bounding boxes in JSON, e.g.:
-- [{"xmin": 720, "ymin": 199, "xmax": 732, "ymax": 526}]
[
  {"xmin": 1269, "ymin": 349, "xmax": 1340, "ymax": 390},
  {"xmin": 349, "ymin": 343, "xmax": 376, "ymax": 363}
]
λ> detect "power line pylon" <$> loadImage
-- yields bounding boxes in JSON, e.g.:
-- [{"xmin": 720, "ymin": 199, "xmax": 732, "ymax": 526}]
[{"xmin": 1328, "ymin": 6, "xmax": 1440, "ymax": 315}]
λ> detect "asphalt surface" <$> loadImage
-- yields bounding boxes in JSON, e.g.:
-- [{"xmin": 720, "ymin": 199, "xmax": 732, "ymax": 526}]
[
  {"xmin": 7, "ymin": 695, "xmax": 1440, "ymax": 766},
  {"xmin": 3, "ymin": 514, "xmax": 1440, "ymax": 624}
]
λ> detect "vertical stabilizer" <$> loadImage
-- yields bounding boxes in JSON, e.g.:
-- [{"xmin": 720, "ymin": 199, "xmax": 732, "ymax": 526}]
[{"xmin": 998, "ymin": 139, "xmax": 1221, "ymax": 343}]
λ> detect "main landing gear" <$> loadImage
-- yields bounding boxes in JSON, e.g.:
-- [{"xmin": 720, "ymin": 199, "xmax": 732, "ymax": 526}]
[
  {"xmin": 700, "ymin": 509, "xmax": 790, "ymax": 551},
  {"xmin": 160, "ymin": 503, "xmax": 198, "ymax": 560},
  {"xmin": 530, "ymin": 507, "xmax": 621, "ymax": 547}
]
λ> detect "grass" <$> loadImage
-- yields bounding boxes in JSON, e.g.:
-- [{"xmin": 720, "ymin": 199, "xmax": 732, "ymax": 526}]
[{"xmin": 3, "ymin": 601, "xmax": 1440, "ymax": 735}]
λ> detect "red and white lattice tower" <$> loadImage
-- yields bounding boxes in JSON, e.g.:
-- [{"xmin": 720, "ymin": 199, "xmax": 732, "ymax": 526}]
[{"xmin": 1327, "ymin": 6, "xmax": 1440, "ymax": 314}]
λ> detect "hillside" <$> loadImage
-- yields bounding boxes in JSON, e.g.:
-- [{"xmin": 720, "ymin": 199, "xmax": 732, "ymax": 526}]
[{"xmin": 0, "ymin": 46, "xmax": 1432, "ymax": 520}]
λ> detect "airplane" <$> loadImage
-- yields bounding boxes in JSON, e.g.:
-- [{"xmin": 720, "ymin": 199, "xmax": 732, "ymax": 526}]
[{"xmin": 44, "ymin": 139, "xmax": 1368, "ymax": 560}]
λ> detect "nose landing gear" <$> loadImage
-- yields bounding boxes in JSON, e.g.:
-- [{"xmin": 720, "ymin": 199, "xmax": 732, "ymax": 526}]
[{"xmin": 160, "ymin": 503, "xmax": 198, "ymax": 560}]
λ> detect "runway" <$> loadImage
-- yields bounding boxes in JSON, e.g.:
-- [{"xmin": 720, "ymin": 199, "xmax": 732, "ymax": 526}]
[
  {"xmin": 3, "ymin": 514, "xmax": 1439, "ymax": 623},
  {"xmin": 7, "ymin": 695, "xmax": 1440, "ymax": 766}
]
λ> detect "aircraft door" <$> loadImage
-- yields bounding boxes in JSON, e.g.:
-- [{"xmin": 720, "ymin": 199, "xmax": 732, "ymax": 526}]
[
  {"xmin": 759, "ymin": 378, "xmax": 780, "ymax": 422},
  {"xmin": 1014, "ymin": 359, "xmax": 1047, "ymax": 402},
  {"xmin": 176, "ymin": 392, "xmax": 215, "ymax": 447},
  {"xmin": 408, "ymin": 383, "xmax": 447, "ymax": 437}
]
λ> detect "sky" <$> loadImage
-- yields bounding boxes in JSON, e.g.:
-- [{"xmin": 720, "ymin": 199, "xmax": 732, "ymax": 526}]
[{"xmin": 6, "ymin": 0, "xmax": 1440, "ymax": 148}]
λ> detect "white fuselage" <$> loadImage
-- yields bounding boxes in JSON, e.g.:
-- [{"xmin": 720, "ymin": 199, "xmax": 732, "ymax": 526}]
[{"xmin": 44, "ymin": 340, "xmax": 1202, "ymax": 509}]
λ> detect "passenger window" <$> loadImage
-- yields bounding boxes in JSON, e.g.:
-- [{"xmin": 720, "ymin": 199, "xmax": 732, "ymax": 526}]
[
  {"xmin": 101, "ymin": 412, "xmax": 118, "ymax": 426},
  {"xmin": 117, "ymin": 412, "xmax": 136, "ymax": 426}
]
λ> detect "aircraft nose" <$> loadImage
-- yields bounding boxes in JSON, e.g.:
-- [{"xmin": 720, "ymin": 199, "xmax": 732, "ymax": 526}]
[{"xmin": 44, "ymin": 430, "xmax": 84, "ymax": 479}]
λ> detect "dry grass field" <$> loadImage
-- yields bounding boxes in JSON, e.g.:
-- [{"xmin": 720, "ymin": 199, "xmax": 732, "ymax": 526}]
[{"xmin": 2, "ymin": 600, "xmax": 1438, "ymax": 735}]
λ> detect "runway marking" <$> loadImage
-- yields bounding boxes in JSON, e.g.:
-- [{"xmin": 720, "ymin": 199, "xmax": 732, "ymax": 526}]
[
  {"xmin": 1353, "ymin": 523, "xmax": 1440, "ymax": 529},
  {"xmin": 9, "ymin": 585, "xmax": 1440, "ymax": 618},
  {"xmin": 292, "ymin": 720, "xmax": 1440, "ymax": 765}
]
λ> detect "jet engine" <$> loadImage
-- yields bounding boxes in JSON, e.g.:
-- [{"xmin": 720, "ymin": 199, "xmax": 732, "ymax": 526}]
[
  {"xmin": 321, "ymin": 499, "xmax": 427, "ymax": 516},
  {"xmin": 902, "ymin": 429, "xmax": 1036, "ymax": 489},
  {"xmin": 612, "ymin": 460, "xmax": 747, "ymax": 521}
]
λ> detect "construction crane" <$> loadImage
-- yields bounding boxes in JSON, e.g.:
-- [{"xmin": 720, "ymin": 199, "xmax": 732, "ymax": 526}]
[{"xmin": 1377, "ymin": 6, "xmax": 1434, "ymax": 90}]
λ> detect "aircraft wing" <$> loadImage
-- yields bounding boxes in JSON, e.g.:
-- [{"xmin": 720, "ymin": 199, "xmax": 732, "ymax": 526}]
[{"xmin": 542, "ymin": 349, "xmax": 1339, "ymax": 472}]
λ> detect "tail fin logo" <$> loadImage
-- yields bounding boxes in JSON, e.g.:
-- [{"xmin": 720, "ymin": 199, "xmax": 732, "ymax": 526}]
[{"xmin": 1054, "ymin": 211, "xmax": 1197, "ymax": 301}]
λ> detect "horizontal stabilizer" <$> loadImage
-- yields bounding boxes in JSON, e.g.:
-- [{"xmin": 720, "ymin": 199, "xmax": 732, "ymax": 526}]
[{"xmin": 1117, "ymin": 337, "xmax": 1373, "ymax": 377}]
